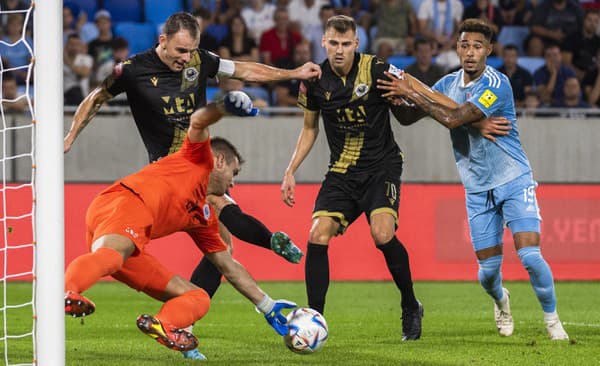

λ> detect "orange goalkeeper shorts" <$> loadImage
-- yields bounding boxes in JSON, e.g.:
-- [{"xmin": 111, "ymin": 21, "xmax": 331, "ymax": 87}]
[{"xmin": 85, "ymin": 184, "xmax": 174, "ymax": 298}]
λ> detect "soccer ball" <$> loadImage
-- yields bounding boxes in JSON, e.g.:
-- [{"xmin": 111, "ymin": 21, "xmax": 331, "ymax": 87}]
[{"xmin": 283, "ymin": 307, "xmax": 328, "ymax": 354}]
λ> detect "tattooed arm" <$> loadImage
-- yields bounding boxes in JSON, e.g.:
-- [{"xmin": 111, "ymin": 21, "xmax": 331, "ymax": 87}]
[
  {"xmin": 379, "ymin": 71, "xmax": 486, "ymax": 128},
  {"xmin": 64, "ymin": 76, "xmax": 115, "ymax": 153}
]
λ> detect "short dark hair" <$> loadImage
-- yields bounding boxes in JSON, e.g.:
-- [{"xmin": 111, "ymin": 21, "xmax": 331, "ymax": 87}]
[
  {"xmin": 163, "ymin": 12, "xmax": 200, "ymax": 39},
  {"xmin": 210, "ymin": 136, "xmax": 244, "ymax": 165},
  {"xmin": 111, "ymin": 37, "xmax": 129, "ymax": 50},
  {"xmin": 319, "ymin": 4, "xmax": 335, "ymax": 14},
  {"xmin": 503, "ymin": 44, "xmax": 519, "ymax": 53},
  {"xmin": 544, "ymin": 42, "xmax": 561, "ymax": 53},
  {"xmin": 192, "ymin": 7, "xmax": 211, "ymax": 21},
  {"xmin": 458, "ymin": 18, "xmax": 494, "ymax": 42},
  {"xmin": 325, "ymin": 15, "xmax": 356, "ymax": 35},
  {"xmin": 66, "ymin": 33, "xmax": 80, "ymax": 41},
  {"xmin": 415, "ymin": 37, "xmax": 433, "ymax": 49}
]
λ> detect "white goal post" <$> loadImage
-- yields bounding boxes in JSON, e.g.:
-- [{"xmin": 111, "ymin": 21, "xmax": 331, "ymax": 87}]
[{"xmin": 33, "ymin": 1, "xmax": 64, "ymax": 365}]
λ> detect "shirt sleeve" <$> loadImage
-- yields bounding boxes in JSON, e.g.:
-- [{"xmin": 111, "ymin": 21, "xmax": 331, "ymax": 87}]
[
  {"xmin": 201, "ymin": 49, "xmax": 221, "ymax": 79},
  {"xmin": 105, "ymin": 59, "xmax": 132, "ymax": 97},
  {"xmin": 372, "ymin": 58, "xmax": 400, "ymax": 97},
  {"xmin": 468, "ymin": 78, "xmax": 511, "ymax": 117},
  {"xmin": 297, "ymin": 80, "xmax": 319, "ymax": 111},
  {"xmin": 179, "ymin": 135, "xmax": 214, "ymax": 168},
  {"xmin": 186, "ymin": 215, "xmax": 228, "ymax": 254},
  {"xmin": 431, "ymin": 75, "xmax": 447, "ymax": 94}
]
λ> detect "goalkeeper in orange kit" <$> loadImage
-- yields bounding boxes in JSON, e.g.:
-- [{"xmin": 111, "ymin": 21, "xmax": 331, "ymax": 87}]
[{"xmin": 64, "ymin": 92, "xmax": 296, "ymax": 355}]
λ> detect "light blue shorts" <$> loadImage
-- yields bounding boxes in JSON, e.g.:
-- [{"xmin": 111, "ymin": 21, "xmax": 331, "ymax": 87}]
[{"xmin": 466, "ymin": 173, "xmax": 542, "ymax": 252}]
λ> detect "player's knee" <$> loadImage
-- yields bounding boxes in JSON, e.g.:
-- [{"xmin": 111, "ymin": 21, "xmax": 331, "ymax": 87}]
[
  {"xmin": 370, "ymin": 228, "xmax": 394, "ymax": 246},
  {"xmin": 517, "ymin": 246, "xmax": 542, "ymax": 270},
  {"xmin": 477, "ymin": 255, "xmax": 503, "ymax": 286},
  {"xmin": 309, "ymin": 218, "xmax": 338, "ymax": 244},
  {"xmin": 308, "ymin": 230, "xmax": 333, "ymax": 244},
  {"xmin": 162, "ymin": 275, "xmax": 199, "ymax": 300}
]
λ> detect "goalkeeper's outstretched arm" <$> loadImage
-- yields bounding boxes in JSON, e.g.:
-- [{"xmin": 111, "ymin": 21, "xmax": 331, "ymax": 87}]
[{"xmin": 188, "ymin": 91, "xmax": 257, "ymax": 143}]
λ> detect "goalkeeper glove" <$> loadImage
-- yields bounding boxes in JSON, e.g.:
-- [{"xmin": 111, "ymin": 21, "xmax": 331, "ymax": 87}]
[
  {"xmin": 223, "ymin": 91, "xmax": 259, "ymax": 116},
  {"xmin": 256, "ymin": 295, "xmax": 297, "ymax": 336}
]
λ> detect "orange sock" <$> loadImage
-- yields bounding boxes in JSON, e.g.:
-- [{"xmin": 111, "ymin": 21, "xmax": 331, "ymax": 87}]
[
  {"xmin": 156, "ymin": 289, "xmax": 210, "ymax": 329},
  {"xmin": 65, "ymin": 247, "xmax": 124, "ymax": 293}
]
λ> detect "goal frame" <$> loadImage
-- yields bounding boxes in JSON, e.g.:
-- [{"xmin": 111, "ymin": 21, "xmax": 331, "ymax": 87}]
[{"xmin": 33, "ymin": 1, "xmax": 64, "ymax": 365}]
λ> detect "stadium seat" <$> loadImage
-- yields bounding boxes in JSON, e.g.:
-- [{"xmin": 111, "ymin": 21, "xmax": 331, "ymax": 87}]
[
  {"xmin": 387, "ymin": 55, "xmax": 416, "ymax": 69},
  {"xmin": 497, "ymin": 26, "xmax": 529, "ymax": 55},
  {"xmin": 205, "ymin": 24, "xmax": 229, "ymax": 44},
  {"xmin": 486, "ymin": 56, "xmax": 503, "ymax": 69},
  {"xmin": 69, "ymin": 0, "xmax": 97, "ymax": 18},
  {"xmin": 517, "ymin": 57, "xmax": 545, "ymax": 75},
  {"xmin": 103, "ymin": 0, "xmax": 142, "ymax": 23},
  {"xmin": 144, "ymin": 0, "xmax": 184, "ymax": 25},
  {"xmin": 114, "ymin": 22, "xmax": 157, "ymax": 56}
]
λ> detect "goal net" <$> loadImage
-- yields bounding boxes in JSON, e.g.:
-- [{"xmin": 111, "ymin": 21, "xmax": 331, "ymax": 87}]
[{"xmin": 0, "ymin": 1, "xmax": 63, "ymax": 365}]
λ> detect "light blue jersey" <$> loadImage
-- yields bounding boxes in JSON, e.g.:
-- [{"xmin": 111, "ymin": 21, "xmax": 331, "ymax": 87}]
[{"xmin": 432, "ymin": 66, "xmax": 531, "ymax": 193}]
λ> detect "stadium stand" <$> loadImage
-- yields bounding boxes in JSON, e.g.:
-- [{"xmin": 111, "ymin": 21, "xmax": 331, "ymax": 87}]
[
  {"xmin": 69, "ymin": 0, "xmax": 97, "ymax": 18},
  {"xmin": 103, "ymin": 0, "xmax": 142, "ymax": 22},
  {"xmin": 114, "ymin": 22, "xmax": 156, "ymax": 55},
  {"xmin": 497, "ymin": 26, "xmax": 530, "ymax": 55},
  {"xmin": 387, "ymin": 55, "xmax": 416, "ymax": 70},
  {"xmin": 517, "ymin": 57, "xmax": 545, "ymax": 75},
  {"xmin": 144, "ymin": 0, "xmax": 184, "ymax": 26}
]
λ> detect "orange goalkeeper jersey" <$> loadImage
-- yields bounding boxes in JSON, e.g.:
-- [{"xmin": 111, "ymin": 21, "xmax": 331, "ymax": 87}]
[{"xmin": 101, "ymin": 135, "xmax": 225, "ymax": 253}]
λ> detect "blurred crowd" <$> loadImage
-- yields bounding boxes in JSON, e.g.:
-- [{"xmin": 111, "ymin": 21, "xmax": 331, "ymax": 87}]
[{"xmin": 2, "ymin": 0, "xmax": 600, "ymax": 112}]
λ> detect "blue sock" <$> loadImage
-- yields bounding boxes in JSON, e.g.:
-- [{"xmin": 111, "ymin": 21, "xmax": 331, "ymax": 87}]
[
  {"xmin": 517, "ymin": 246, "xmax": 556, "ymax": 313},
  {"xmin": 477, "ymin": 255, "xmax": 504, "ymax": 301}
]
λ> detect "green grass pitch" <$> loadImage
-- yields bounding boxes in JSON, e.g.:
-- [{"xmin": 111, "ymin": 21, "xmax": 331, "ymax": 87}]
[{"xmin": 3, "ymin": 281, "xmax": 599, "ymax": 365}]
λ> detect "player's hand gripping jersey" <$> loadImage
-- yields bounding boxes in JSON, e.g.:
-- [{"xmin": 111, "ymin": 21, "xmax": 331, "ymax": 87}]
[{"xmin": 432, "ymin": 66, "xmax": 532, "ymax": 193}]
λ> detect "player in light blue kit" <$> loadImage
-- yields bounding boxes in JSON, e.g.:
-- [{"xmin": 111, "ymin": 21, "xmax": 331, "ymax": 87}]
[{"xmin": 377, "ymin": 18, "xmax": 568, "ymax": 340}]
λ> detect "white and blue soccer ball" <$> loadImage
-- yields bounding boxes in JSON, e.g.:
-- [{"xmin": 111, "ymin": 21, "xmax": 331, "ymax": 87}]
[{"xmin": 284, "ymin": 307, "xmax": 328, "ymax": 354}]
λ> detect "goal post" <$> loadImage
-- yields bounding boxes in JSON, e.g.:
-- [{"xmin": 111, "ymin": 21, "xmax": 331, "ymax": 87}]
[{"xmin": 33, "ymin": 1, "xmax": 64, "ymax": 365}]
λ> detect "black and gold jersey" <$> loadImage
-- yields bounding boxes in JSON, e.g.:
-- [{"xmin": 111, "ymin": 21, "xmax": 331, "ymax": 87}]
[
  {"xmin": 106, "ymin": 48, "xmax": 220, "ymax": 162},
  {"xmin": 298, "ymin": 53, "xmax": 403, "ymax": 174}
]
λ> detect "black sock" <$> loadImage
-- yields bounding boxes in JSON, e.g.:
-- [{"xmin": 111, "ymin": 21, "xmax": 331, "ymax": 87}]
[
  {"xmin": 305, "ymin": 243, "xmax": 329, "ymax": 315},
  {"xmin": 377, "ymin": 237, "xmax": 418, "ymax": 310},
  {"xmin": 190, "ymin": 256, "xmax": 222, "ymax": 298},
  {"xmin": 218, "ymin": 204, "xmax": 272, "ymax": 249}
]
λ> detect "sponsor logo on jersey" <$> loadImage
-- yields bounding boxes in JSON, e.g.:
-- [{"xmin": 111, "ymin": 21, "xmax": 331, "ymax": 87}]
[
  {"xmin": 203, "ymin": 204, "xmax": 211, "ymax": 220},
  {"xmin": 478, "ymin": 89, "xmax": 497, "ymax": 108},
  {"xmin": 125, "ymin": 227, "xmax": 139, "ymax": 239},
  {"xmin": 150, "ymin": 76, "xmax": 158, "ymax": 87},
  {"xmin": 184, "ymin": 67, "xmax": 199, "ymax": 82},
  {"xmin": 354, "ymin": 84, "xmax": 369, "ymax": 98},
  {"xmin": 325, "ymin": 91, "xmax": 331, "ymax": 101}
]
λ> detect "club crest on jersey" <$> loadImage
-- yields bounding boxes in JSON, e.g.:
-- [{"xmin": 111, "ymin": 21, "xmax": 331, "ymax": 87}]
[
  {"xmin": 354, "ymin": 84, "xmax": 369, "ymax": 98},
  {"xmin": 184, "ymin": 67, "xmax": 199, "ymax": 82},
  {"xmin": 203, "ymin": 204, "xmax": 211, "ymax": 220},
  {"xmin": 478, "ymin": 89, "xmax": 497, "ymax": 108}
]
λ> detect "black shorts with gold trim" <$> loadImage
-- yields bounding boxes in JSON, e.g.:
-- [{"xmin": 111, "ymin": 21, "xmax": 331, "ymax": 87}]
[{"xmin": 312, "ymin": 163, "xmax": 403, "ymax": 234}]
